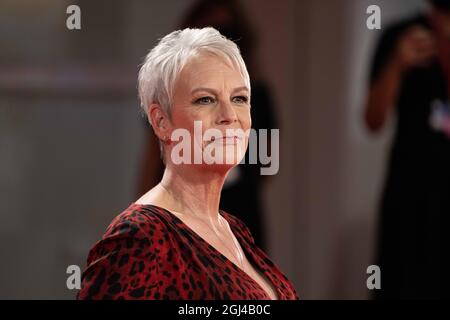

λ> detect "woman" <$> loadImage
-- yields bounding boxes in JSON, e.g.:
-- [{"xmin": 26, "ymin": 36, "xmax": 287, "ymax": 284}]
[
  {"xmin": 78, "ymin": 27, "xmax": 299, "ymax": 300},
  {"xmin": 136, "ymin": 0, "xmax": 279, "ymax": 251}
]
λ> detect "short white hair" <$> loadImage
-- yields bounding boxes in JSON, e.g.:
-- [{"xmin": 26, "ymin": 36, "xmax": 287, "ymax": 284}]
[{"xmin": 138, "ymin": 27, "xmax": 251, "ymax": 122}]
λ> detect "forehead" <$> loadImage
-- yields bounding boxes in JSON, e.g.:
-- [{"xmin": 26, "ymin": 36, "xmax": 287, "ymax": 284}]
[{"xmin": 175, "ymin": 52, "xmax": 246, "ymax": 90}]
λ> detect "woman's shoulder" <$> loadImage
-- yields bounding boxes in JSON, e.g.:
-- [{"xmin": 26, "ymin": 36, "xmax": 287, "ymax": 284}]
[
  {"xmin": 85, "ymin": 203, "xmax": 173, "ymax": 265},
  {"xmin": 79, "ymin": 203, "xmax": 175, "ymax": 299},
  {"xmin": 102, "ymin": 203, "xmax": 170, "ymax": 240}
]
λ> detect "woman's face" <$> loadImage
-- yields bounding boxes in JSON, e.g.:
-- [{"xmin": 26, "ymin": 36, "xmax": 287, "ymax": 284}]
[{"xmin": 167, "ymin": 52, "xmax": 251, "ymax": 170}]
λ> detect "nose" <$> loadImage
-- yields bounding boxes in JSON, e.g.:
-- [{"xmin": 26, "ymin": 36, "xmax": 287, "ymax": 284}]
[{"xmin": 216, "ymin": 100, "xmax": 238, "ymax": 125}]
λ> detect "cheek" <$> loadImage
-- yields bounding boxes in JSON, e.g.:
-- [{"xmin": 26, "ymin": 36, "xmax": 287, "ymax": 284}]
[
  {"xmin": 239, "ymin": 109, "xmax": 252, "ymax": 129},
  {"xmin": 238, "ymin": 110, "xmax": 252, "ymax": 148},
  {"xmin": 171, "ymin": 108, "xmax": 197, "ymax": 131}
]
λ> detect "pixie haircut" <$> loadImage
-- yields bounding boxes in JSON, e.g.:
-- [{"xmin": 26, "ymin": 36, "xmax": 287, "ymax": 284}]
[{"xmin": 138, "ymin": 27, "xmax": 251, "ymax": 124}]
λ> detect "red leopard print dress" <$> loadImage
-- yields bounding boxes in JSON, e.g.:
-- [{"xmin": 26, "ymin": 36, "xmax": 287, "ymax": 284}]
[{"xmin": 77, "ymin": 203, "xmax": 299, "ymax": 300}]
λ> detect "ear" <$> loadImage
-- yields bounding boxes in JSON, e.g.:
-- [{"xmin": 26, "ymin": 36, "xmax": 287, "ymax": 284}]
[{"xmin": 147, "ymin": 103, "xmax": 171, "ymax": 140}]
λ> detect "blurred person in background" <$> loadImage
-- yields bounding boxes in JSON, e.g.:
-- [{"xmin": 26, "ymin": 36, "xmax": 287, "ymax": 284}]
[
  {"xmin": 78, "ymin": 27, "xmax": 298, "ymax": 300},
  {"xmin": 136, "ymin": 0, "xmax": 278, "ymax": 250},
  {"xmin": 365, "ymin": 0, "xmax": 450, "ymax": 299}
]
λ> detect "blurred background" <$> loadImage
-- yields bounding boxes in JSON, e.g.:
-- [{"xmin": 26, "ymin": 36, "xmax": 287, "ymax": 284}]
[{"xmin": 0, "ymin": 0, "xmax": 436, "ymax": 299}]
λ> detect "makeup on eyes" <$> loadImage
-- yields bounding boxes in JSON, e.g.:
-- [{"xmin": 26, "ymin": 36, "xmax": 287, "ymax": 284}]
[{"xmin": 192, "ymin": 95, "xmax": 249, "ymax": 105}]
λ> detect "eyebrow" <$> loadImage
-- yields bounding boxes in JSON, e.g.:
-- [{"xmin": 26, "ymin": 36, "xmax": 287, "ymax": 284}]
[{"xmin": 190, "ymin": 86, "xmax": 249, "ymax": 95}]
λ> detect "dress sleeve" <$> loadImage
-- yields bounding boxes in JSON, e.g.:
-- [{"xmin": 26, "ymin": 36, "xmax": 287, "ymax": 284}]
[{"xmin": 77, "ymin": 217, "xmax": 169, "ymax": 300}]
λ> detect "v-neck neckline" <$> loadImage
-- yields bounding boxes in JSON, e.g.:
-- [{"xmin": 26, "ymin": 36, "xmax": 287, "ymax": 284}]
[{"xmin": 135, "ymin": 203, "xmax": 280, "ymax": 300}]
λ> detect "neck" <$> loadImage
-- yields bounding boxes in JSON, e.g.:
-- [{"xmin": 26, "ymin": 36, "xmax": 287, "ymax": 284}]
[{"xmin": 159, "ymin": 164, "xmax": 227, "ymax": 221}]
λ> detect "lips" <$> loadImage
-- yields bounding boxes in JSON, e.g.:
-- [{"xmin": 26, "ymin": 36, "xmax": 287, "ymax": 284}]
[{"xmin": 210, "ymin": 136, "xmax": 241, "ymax": 144}]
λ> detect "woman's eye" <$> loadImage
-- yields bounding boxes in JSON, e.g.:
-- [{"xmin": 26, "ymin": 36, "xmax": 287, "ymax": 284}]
[
  {"xmin": 232, "ymin": 96, "xmax": 249, "ymax": 104},
  {"xmin": 194, "ymin": 96, "xmax": 215, "ymax": 105}
]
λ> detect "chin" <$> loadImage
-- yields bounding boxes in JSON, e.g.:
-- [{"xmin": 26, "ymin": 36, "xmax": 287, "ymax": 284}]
[{"xmin": 203, "ymin": 146, "xmax": 245, "ymax": 167}]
